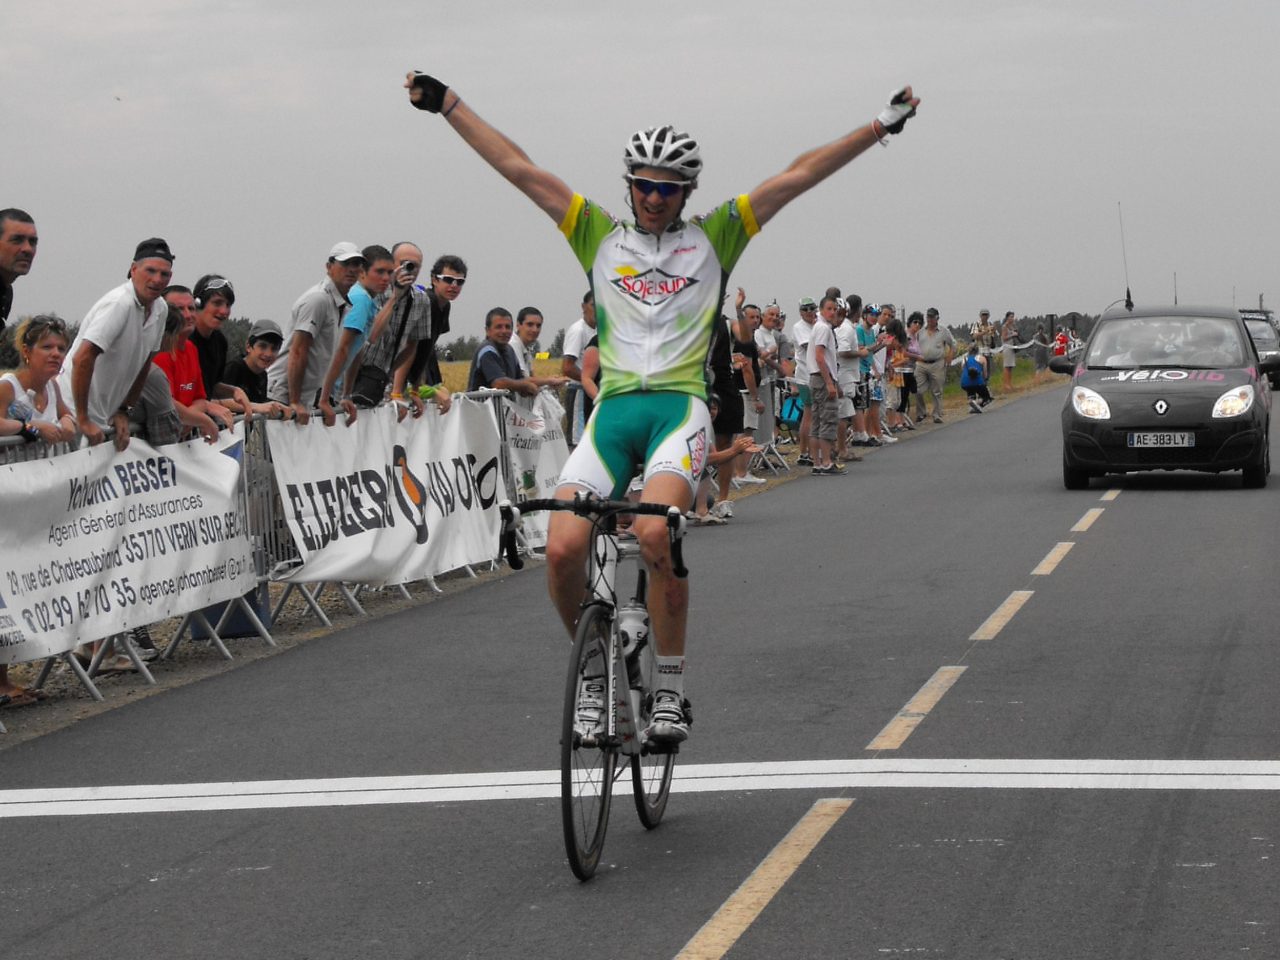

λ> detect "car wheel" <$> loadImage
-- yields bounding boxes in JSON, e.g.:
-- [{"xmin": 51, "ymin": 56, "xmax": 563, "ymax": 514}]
[
  {"xmin": 1063, "ymin": 451, "xmax": 1090, "ymax": 490},
  {"xmin": 1242, "ymin": 442, "xmax": 1268, "ymax": 489}
]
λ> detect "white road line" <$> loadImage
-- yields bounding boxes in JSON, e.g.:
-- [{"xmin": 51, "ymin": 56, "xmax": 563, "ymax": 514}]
[
  {"xmin": 3, "ymin": 759, "xmax": 1278, "ymax": 818},
  {"xmin": 1100, "ymin": 489, "xmax": 1122, "ymax": 502}
]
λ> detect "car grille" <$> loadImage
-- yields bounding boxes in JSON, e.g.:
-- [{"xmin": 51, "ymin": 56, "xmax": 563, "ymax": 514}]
[{"xmin": 1118, "ymin": 445, "xmax": 1207, "ymax": 465}]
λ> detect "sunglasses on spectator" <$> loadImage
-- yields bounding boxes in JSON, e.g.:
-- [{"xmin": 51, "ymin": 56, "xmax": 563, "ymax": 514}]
[
  {"xmin": 434, "ymin": 275, "xmax": 466, "ymax": 287},
  {"xmin": 800, "ymin": 305, "xmax": 817, "ymax": 312},
  {"xmin": 626, "ymin": 175, "xmax": 687, "ymax": 198}
]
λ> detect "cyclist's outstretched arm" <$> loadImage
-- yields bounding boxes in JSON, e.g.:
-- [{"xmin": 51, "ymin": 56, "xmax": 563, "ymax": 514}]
[
  {"xmin": 748, "ymin": 85, "xmax": 920, "ymax": 228},
  {"xmin": 405, "ymin": 72, "xmax": 573, "ymax": 225}
]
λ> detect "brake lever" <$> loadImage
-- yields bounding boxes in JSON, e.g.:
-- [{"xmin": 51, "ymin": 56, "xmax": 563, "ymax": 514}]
[{"xmin": 666, "ymin": 507, "xmax": 688, "ymax": 579}]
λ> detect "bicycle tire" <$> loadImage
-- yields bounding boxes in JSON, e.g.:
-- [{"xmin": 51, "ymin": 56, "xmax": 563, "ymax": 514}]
[
  {"xmin": 561, "ymin": 604, "xmax": 615, "ymax": 880},
  {"xmin": 630, "ymin": 661, "xmax": 676, "ymax": 829}
]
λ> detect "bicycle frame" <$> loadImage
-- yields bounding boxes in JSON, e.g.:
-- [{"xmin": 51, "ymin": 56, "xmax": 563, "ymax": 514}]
[{"xmin": 582, "ymin": 529, "xmax": 648, "ymax": 756}]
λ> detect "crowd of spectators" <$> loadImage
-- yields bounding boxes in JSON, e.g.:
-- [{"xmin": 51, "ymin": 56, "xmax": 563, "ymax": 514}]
[
  {"xmin": 1, "ymin": 203, "xmax": 1058, "ymax": 708},
  {"xmin": 671, "ymin": 286, "xmax": 1064, "ymax": 524},
  {"xmin": 0, "ymin": 209, "xmax": 501, "ymax": 698}
]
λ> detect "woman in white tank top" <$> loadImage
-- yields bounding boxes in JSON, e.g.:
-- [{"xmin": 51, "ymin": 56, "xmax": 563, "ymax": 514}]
[{"xmin": 0, "ymin": 314, "xmax": 75, "ymax": 443}]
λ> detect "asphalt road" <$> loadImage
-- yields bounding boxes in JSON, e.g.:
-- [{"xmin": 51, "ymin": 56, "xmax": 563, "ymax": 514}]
[{"xmin": 2, "ymin": 386, "xmax": 1277, "ymax": 960}]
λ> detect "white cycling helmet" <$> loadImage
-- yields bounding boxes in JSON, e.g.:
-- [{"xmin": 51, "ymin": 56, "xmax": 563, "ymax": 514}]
[{"xmin": 624, "ymin": 125, "xmax": 703, "ymax": 185}]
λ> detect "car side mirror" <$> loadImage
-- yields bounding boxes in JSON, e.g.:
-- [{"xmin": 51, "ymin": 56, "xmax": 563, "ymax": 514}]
[{"xmin": 1048, "ymin": 356, "xmax": 1075, "ymax": 375}]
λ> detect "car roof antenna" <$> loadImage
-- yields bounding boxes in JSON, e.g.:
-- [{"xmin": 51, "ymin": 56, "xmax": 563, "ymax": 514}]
[{"xmin": 1117, "ymin": 202, "xmax": 1134, "ymax": 312}]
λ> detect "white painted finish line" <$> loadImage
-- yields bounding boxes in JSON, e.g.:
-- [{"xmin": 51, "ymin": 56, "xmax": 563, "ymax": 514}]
[{"xmin": 3, "ymin": 759, "xmax": 1279, "ymax": 818}]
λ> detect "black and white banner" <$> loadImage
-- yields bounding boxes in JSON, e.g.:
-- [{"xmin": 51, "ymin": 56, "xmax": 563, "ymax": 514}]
[
  {"xmin": 0, "ymin": 430, "xmax": 254, "ymax": 665},
  {"xmin": 264, "ymin": 399, "xmax": 502, "ymax": 585},
  {"xmin": 504, "ymin": 391, "xmax": 570, "ymax": 549}
]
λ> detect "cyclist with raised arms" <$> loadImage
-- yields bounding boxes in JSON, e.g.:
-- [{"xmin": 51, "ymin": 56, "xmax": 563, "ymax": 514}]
[{"xmin": 405, "ymin": 72, "xmax": 920, "ymax": 744}]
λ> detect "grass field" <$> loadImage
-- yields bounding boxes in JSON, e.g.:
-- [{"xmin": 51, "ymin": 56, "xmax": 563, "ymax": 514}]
[
  {"xmin": 442, "ymin": 356, "xmax": 1062, "ymax": 405},
  {"xmin": 439, "ymin": 358, "xmax": 563, "ymax": 394}
]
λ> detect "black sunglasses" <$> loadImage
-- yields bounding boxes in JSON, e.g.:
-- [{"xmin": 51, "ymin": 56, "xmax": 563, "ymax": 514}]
[
  {"xmin": 434, "ymin": 275, "xmax": 466, "ymax": 287},
  {"xmin": 626, "ymin": 175, "xmax": 687, "ymax": 198}
]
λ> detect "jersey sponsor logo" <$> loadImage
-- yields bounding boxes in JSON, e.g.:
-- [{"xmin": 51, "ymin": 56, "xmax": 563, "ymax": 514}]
[
  {"xmin": 611, "ymin": 267, "xmax": 699, "ymax": 307},
  {"xmin": 671, "ymin": 245, "xmax": 697, "ymax": 255}
]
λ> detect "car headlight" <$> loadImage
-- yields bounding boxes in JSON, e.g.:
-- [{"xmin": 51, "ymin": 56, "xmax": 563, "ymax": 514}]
[
  {"xmin": 1071, "ymin": 386, "xmax": 1111, "ymax": 420},
  {"xmin": 1212, "ymin": 384, "xmax": 1255, "ymax": 418}
]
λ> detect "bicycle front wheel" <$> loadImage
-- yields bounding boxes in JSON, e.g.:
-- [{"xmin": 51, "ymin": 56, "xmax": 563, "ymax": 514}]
[{"xmin": 561, "ymin": 604, "xmax": 615, "ymax": 880}]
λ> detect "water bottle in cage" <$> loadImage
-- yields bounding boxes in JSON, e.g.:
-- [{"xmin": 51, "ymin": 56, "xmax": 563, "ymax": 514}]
[{"xmin": 617, "ymin": 602, "xmax": 649, "ymax": 689}]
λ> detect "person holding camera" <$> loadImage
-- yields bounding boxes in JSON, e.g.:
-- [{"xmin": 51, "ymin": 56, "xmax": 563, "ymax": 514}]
[{"xmin": 318, "ymin": 244, "xmax": 416, "ymax": 426}]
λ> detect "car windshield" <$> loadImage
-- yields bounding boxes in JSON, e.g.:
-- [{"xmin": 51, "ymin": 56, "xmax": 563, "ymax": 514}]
[
  {"xmin": 1245, "ymin": 318, "xmax": 1278, "ymax": 348},
  {"xmin": 1085, "ymin": 316, "xmax": 1246, "ymax": 369}
]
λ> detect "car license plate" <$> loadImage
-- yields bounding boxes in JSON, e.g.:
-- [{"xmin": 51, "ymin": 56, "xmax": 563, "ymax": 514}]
[{"xmin": 1127, "ymin": 432, "xmax": 1195, "ymax": 448}]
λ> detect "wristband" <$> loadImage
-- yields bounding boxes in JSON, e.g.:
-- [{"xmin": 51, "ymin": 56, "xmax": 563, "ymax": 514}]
[
  {"xmin": 442, "ymin": 96, "xmax": 460, "ymax": 119},
  {"xmin": 390, "ymin": 392, "xmax": 404, "ymax": 400}
]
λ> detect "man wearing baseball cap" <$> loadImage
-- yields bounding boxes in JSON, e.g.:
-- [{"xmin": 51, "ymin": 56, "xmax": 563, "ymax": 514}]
[
  {"xmin": 267, "ymin": 242, "xmax": 364, "ymax": 423},
  {"xmin": 914, "ymin": 306, "xmax": 954, "ymax": 423},
  {"xmin": 58, "ymin": 237, "xmax": 175, "ymax": 449}
]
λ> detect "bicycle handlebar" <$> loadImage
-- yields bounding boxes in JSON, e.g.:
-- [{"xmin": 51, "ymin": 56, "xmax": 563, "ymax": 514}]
[{"xmin": 498, "ymin": 494, "xmax": 688, "ymax": 578}]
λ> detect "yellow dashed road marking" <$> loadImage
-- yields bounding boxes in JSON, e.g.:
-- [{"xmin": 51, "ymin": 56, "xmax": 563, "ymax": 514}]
[
  {"xmin": 1072, "ymin": 508, "xmax": 1105, "ymax": 532},
  {"xmin": 1032, "ymin": 542, "xmax": 1074, "ymax": 576},
  {"xmin": 676, "ymin": 798, "xmax": 853, "ymax": 960},
  {"xmin": 865, "ymin": 667, "xmax": 968, "ymax": 751},
  {"xmin": 969, "ymin": 591, "xmax": 1034, "ymax": 641}
]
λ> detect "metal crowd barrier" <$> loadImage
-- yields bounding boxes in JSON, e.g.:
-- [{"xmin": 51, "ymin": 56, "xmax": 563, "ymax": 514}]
[
  {"xmin": 256, "ymin": 390, "xmax": 517, "ymax": 625},
  {"xmin": 1, "ymin": 388, "xmax": 545, "ymax": 728}
]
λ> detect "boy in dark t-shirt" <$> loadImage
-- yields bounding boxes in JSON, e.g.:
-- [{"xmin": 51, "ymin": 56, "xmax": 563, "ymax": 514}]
[{"xmin": 223, "ymin": 319, "xmax": 290, "ymax": 415}]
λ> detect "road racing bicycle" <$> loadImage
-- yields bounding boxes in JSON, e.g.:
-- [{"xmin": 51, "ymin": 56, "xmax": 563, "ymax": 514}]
[{"xmin": 500, "ymin": 494, "xmax": 690, "ymax": 881}]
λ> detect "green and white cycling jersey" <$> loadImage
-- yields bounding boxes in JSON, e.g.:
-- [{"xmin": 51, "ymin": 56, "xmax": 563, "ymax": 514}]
[{"xmin": 558, "ymin": 193, "xmax": 760, "ymax": 403}]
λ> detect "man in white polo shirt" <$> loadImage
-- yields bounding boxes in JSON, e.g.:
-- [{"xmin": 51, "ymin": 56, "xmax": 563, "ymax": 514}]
[
  {"xmin": 559, "ymin": 290, "xmax": 596, "ymax": 445},
  {"xmin": 59, "ymin": 237, "xmax": 174, "ymax": 450},
  {"xmin": 268, "ymin": 242, "xmax": 364, "ymax": 424},
  {"xmin": 790, "ymin": 296, "xmax": 818, "ymax": 466}
]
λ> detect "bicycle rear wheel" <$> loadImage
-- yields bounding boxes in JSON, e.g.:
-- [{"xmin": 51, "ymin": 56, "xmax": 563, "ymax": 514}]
[
  {"xmin": 631, "ymin": 660, "xmax": 676, "ymax": 829},
  {"xmin": 561, "ymin": 604, "xmax": 615, "ymax": 880}
]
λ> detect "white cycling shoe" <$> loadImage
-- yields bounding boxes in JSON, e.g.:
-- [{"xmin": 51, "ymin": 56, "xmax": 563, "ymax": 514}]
[
  {"xmin": 574, "ymin": 678, "xmax": 606, "ymax": 739},
  {"xmin": 645, "ymin": 690, "xmax": 689, "ymax": 744}
]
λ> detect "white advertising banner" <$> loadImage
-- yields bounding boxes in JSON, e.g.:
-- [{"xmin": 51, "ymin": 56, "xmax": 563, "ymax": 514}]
[
  {"xmin": 504, "ymin": 391, "xmax": 570, "ymax": 549},
  {"xmin": 0, "ymin": 430, "xmax": 255, "ymax": 665},
  {"xmin": 264, "ymin": 399, "xmax": 502, "ymax": 585}
]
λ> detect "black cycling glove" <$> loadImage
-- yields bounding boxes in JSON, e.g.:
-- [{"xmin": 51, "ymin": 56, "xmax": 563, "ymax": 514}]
[{"xmin": 408, "ymin": 72, "xmax": 450, "ymax": 113}]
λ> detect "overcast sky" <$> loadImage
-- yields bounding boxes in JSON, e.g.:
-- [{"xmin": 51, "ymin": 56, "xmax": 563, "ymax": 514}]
[{"xmin": 7, "ymin": 0, "xmax": 1278, "ymax": 344}]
